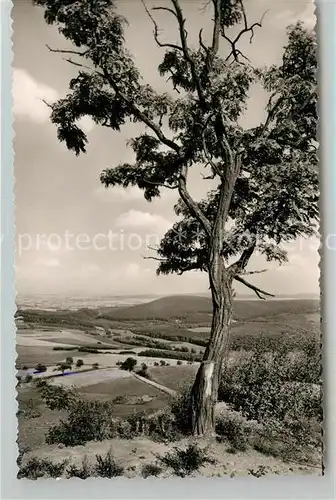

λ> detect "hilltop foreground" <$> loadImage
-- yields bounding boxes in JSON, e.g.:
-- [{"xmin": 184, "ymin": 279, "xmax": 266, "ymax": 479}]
[{"xmin": 16, "ymin": 296, "xmax": 321, "ymax": 478}]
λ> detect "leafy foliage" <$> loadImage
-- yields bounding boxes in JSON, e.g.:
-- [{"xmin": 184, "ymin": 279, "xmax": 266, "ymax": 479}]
[
  {"xmin": 18, "ymin": 457, "xmax": 67, "ymax": 480},
  {"xmin": 156, "ymin": 443, "xmax": 216, "ymax": 477},
  {"xmin": 120, "ymin": 357, "xmax": 137, "ymax": 371},
  {"xmin": 94, "ymin": 449, "xmax": 124, "ymax": 477},
  {"xmin": 34, "ymin": 0, "xmax": 318, "ymax": 283}
]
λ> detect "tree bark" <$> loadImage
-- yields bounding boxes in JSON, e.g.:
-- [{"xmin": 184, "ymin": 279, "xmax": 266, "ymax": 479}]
[{"xmin": 190, "ymin": 254, "xmax": 233, "ymax": 436}]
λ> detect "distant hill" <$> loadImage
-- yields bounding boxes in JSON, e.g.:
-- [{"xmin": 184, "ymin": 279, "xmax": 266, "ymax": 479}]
[{"xmin": 101, "ymin": 295, "xmax": 319, "ymax": 323}]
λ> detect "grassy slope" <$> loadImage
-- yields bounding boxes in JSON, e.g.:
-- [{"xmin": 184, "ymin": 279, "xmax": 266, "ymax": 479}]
[
  {"xmin": 18, "ymin": 296, "xmax": 319, "ymax": 330},
  {"xmin": 101, "ymin": 296, "xmax": 319, "ymax": 322}
]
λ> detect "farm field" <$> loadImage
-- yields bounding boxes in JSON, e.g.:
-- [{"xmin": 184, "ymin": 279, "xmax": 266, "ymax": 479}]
[{"xmin": 16, "ymin": 296, "xmax": 322, "ymax": 477}]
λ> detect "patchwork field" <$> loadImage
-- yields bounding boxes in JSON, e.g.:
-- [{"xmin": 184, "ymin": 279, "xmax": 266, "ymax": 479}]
[{"xmin": 16, "ymin": 295, "xmax": 321, "ymax": 477}]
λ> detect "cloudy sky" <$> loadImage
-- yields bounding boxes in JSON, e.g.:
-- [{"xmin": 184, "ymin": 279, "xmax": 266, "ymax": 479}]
[{"xmin": 13, "ymin": 0, "xmax": 319, "ymax": 297}]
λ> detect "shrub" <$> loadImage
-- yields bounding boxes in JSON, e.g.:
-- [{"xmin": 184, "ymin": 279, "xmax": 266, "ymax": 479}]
[
  {"xmin": 177, "ymin": 360, "xmax": 183, "ymax": 366},
  {"xmin": 170, "ymin": 389, "xmax": 192, "ymax": 435},
  {"xmin": 35, "ymin": 379, "xmax": 79, "ymax": 410},
  {"xmin": 113, "ymin": 395, "xmax": 127, "ymax": 404},
  {"xmin": 154, "ymin": 362, "xmax": 159, "ymax": 366},
  {"xmin": 56, "ymin": 362, "xmax": 72, "ymax": 374},
  {"xmin": 137, "ymin": 363, "xmax": 151, "ymax": 379},
  {"xmin": 215, "ymin": 410, "xmax": 249, "ymax": 452},
  {"xmin": 34, "ymin": 363, "xmax": 47, "ymax": 373},
  {"xmin": 94, "ymin": 449, "xmax": 124, "ymax": 477},
  {"xmin": 18, "ymin": 398, "xmax": 42, "ymax": 420},
  {"xmin": 92, "ymin": 363, "xmax": 99, "ymax": 370},
  {"xmin": 78, "ymin": 346, "xmax": 98, "ymax": 354},
  {"xmin": 217, "ymin": 341, "xmax": 322, "ymax": 456},
  {"xmin": 218, "ymin": 343, "xmax": 322, "ymax": 424},
  {"xmin": 65, "ymin": 356, "xmax": 74, "ymax": 365},
  {"xmin": 66, "ymin": 457, "xmax": 91, "ymax": 479},
  {"xmin": 18, "ymin": 457, "xmax": 67, "ymax": 479},
  {"xmin": 139, "ymin": 349, "xmax": 201, "ymax": 362},
  {"xmin": 24, "ymin": 374, "xmax": 33, "ymax": 383},
  {"xmin": 76, "ymin": 359, "xmax": 84, "ymax": 368},
  {"xmin": 53, "ymin": 346, "xmax": 77, "ymax": 351},
  {"xmin": 46, "ymin": 399, "xmax": 117, "ymax": 446},
  {"xmin": 120, "ymin": 357, "xmax": 137, "ymax": 372},
  {"xmin": 141, "ymin": 463, "xmax": 162, "ymax": 478},
  {"xmin": 157, "ymin": 443, "xmax": 216, "ymax": 477}
]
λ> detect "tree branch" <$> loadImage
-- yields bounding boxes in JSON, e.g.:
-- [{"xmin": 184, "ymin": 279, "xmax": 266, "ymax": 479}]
[
  {"xmin": 241, "ymin": 269, "xmax": 267, "ymax": 276},
  {"xmin": 46, "ymin": 44, "xmax": 89, "ymax": 57},
  {"xmin": 102, "ymin": 69, "xmax": 180, "ymax": 153},
  {"xmin": 229, "ymin": 241, "xmax": 256, "ymax": 274},
  {"xmin": 141, "ymin": 0, "xmax": 184, "ymax": 52},
  {"xmin": 178, "ymin": 164, "xmax": 212, "ymax": 237},
  {"xmin": 170, "ymin": 0, "xmax": 206, "ymax": 107},
  {"xmin": 222, "ymin": 3, "xmax": 267, "ymax": 63},
  {"xmin": 234, "ymin": 275, "xmax": 274, "ymax": 300},
  {"xmin": 142, "ymin": 177, "xmax": 179, "ymax": 190}
]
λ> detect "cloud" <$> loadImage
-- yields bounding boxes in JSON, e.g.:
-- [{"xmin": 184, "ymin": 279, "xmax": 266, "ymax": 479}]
[
  {"xmin": 94, "ymin": 185, "xmax": 145, "ymax": 203},
  {"xmin": 115, "ymin": 209, "xmax": 172, "ymax": 231},
  {"xmin": 34, "ymin": 257, "xmax": 60, "ymax": 268},
  {"xmin": 13, "ymin": 68, "xmax": 95, "ymax": 132},
  {"xmin": 125, "ymin": 262, "xmax": 140, "ymax": 277},
  {"xmin": 78, "ymin": 116, "xmax": 95, "ymax": 133},
  {"xmin": 274, "ymin": 1, "xmax": 315, "ymax": 30},
  {"xmin": 74, "ymin": 263, "xmax": 100, "ymax": 278},
  {"xmin": 13, "ymin": 68, "xmax": 59, "ymax": 123}
]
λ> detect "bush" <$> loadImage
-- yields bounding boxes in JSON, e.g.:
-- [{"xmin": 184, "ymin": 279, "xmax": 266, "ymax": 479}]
[
  {"xmin": 24, "ymin": 374, "xmax": 33, "ymax": 383},
  {"xmin": 34, "ymin": 364, "xmax": 47, "ymax": 373},
  {"xmin": 35, "ymin": 379, "xmax": 79, "ymax": 410},
  {"xmin": 217, "ymin": 341, "xmax": 322, "ymax": 455},
  {"xmin": 56, "ymin": 362, "xmax": 72, "ymax": 374},
  {"xmin": 76, "ymin": 359, "xmax": 84, "ymax": 368},
  {"xmin": 157, "ymin": 443, "xmax": 216, "ymax": 477},
  {"xmin": 65, "ymin": 356, "xmax": 74, "ymax": 365},
  {"xmin": 170, "ymin": 389, "xmax": 192, "ymax": 435},
  {"xmin": 218, "ymin": 343, "xmax": 322, "ymax": 423},
  {"xmin": 120, "ymin": 357, "xmax": 137, "ymax": 372},
  {"xmin": 138, "ymin": 349, "xmax": 201, "ymax": 362},
  {"xmin": 53, "ymin": 346, "xmax": 77, "ymax": 351},
  {"xmin": 18, "ymin": 398, "xmax": 42, "ymax": 420},
  {"xmin": 215, "ymin": 410, "xmax": 250, "ymax": 452},
  {"xmin": 46, "ymin": 399, "xmax": 117, "ymax": 446},
  {"xmin": 92, "ymin": 363, "xmax": 99, "ymax": 370},
  {"xmin": 78, "ymin": 346, "xmax": 99, "ymax": 353},
  {"xmin": 141, "ymin": 463, "xmax": 162, "ymax": 478},
  {"xmin": 137, "ymin": 363, "xmax": 151, "ymax": 379},
  {"xmin": 94, "ymin": 449, "xmax": 124, "ymax": 477},
  {"xmin": 18, "ymin": 457, "xmax": 67, "ymax": 479},
  {"xmin": 177, "ymin": 360, "xmax": 183, "ymax": 366},
  {"xmin": 66, "ymin": 457, "xmax": 91, "ymax": 479}
]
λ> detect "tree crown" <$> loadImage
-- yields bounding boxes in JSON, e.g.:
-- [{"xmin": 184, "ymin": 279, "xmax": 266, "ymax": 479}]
[{"xmin": 35, "ymin": 0, "xmax": 318, "ymax": 297}]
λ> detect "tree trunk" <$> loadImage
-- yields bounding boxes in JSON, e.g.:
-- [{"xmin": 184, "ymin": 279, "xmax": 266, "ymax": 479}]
[{"xmin": 189, "ymin": 255, "xmax": 233, "ymax": 436}]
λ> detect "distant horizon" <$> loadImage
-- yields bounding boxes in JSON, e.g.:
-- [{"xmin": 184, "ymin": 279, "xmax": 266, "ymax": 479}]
[{"xmin": 17, "ymin": 291, "xmax": 320, "ymax": 299}]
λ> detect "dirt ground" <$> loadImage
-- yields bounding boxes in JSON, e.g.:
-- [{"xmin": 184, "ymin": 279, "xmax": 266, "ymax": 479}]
[{"xmin": 22, "ymin": 436, "xmax": 321, "ymax": 478}]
